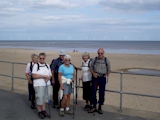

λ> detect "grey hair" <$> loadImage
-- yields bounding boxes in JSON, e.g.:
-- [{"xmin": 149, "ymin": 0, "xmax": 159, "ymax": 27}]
[
  {"xmin": 64, "ymin": 54, "xmax": 72, "ymax": 61},
  {"xmin": 39, "ymin": 52, "xmax": 46, "ymax": 57},
  {"xmin": 31, "ymin": 53, "xmax": 38, "ymax": 60},
  {"xmin": 82, "ymin": 52, "xmax": 90, "ymax": 59}
]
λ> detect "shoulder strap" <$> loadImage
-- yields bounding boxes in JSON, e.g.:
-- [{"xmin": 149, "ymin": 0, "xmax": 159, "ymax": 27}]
[
  {"xmin": 93, "ymin": 57, "xmax": 97, "ymax": 67},
  {"xmin": 45, "ymin": 63, "xmax": 49, "ymax": 69},
  {"xmin": 104, "ymin": 57, "xmax": 108, "ymax": 72},
  {"xmin": 88, "ymin": 58, "xmax": 92, "ymax": 68},
  {"xmin": 30, "ymin": 62, "xmax": 33, "ymax": 72},
  {"xmin": 37, "ymin": 63, "xmax": 40, "ymax": 71}
]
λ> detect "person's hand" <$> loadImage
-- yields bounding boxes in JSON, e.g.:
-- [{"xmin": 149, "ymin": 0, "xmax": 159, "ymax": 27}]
[
  {"xmin": 29, "ymin": 80, "xmax": 33, "ymax": 84},
  {"xmin": 52, "ymin": 78, "xmax": 55, "ymax": 85},
  {"xmin": 60, "ymin": 85, "xmax": 64, "ymax": 90},
  {"xmin": 104, "ymin": 74, "xmax": 108, "ymax": 78},
  {"xmin": 93, "ymin": 72, "xmax": 98, "ymax": 78}
]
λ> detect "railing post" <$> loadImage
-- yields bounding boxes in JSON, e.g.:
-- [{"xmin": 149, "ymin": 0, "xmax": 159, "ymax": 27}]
[
  {"xmin": 119, "ymin": 71, "xmax": 123, "ymax": 112},
  {"xmin": 11, "ymin": 62, "xmax": 14, "ymax": 91}
]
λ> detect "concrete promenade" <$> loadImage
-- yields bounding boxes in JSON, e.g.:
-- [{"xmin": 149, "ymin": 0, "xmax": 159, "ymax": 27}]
[{"xmin": 0, "ymin": 89, "xmax": 159, "ymax": 120}]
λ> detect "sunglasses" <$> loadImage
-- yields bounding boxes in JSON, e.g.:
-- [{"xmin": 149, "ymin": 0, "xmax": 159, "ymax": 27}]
[
  {"xmin": 39, "ymin": 58, "xmax": 45, "ymax": 60},
  {"xmin": 65, "ymin": 59, "xmax": 70, "ymax": 61},
  {"xmin": 98, "ymin": 53, "xmax": 103, "ymax": 55}
]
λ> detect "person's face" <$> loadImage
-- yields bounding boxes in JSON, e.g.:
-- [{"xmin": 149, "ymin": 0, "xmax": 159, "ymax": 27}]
[
  {"xmin": 60, "ymin": 55, "xmax": 65, "ymax": 60},
  {"xmin": 33, "ymin": 56, "xmax": 38, "ymax": 63},
  {"xmin": 98, "ymin": 50, "xmax": 104, "ymax": 59},
  {"xmin": 83, "ymin": 55, "xmax": 89, "ymax": 62},
  {"xmin": 64, "ymin": 58, "xmax": 70, "ymax": 65},
  {"xmin": 39, "ymin": 55, "xmax": 46, "ymax": 64}
]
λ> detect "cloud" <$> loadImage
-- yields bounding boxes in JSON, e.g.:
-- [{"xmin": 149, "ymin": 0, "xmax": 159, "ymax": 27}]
[
  {"xmin": 99, "ymin": 0, "xmax": 160, "ymax": 12},
  {"xmin": 0, "ymin": 1, "xmax": 24, "ymax": 16}
]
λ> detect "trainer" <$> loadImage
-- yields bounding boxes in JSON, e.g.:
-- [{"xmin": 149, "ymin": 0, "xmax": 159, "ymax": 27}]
[{"xmin": 89, "ymin": 48, "xmax": 111, "ymax": 114}]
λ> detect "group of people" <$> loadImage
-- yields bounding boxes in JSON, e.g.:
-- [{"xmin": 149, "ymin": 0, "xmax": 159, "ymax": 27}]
[{"xmin": 25, "ymin": 48, "xmax": 111, "ymax": 119}]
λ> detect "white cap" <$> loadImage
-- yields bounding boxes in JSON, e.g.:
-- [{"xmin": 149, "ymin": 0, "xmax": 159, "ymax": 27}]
[{"xmin": 59, "ymin": 50, "xmax": 66, "ymax": 55}]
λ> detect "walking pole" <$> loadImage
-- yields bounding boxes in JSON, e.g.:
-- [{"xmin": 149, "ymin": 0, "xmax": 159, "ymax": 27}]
[
  {"xmin": 46, "ymin": 82, "xmax": 51, "ymax": 119},
  {"xmin": 72, "ymin": 81, "xmax": 75, "ymax": 119}
]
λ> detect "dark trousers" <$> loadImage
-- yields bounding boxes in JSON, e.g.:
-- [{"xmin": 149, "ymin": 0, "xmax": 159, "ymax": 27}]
[
  {"xmin": 28, "ymin": 83, "xmax": 35, "ymax": 105},
  {"xmin": 92, "ymin": 76, "xmax": 106, "ymax": 107},
  {"xmin": 83, "ymin": 81, "xmax": 92, "ymax": 102},
  {"xmin": 52, "ymin": 75, "xmax": 60, "ymax": 105}
]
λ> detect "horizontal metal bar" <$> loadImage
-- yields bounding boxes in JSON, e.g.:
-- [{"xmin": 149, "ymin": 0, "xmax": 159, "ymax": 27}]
[
  {"xmin": 13, "ymin": 76, "xmax": 27, "ymax": 80},
  {"xmin": 122, "ymin": 72, "xmax": 160, "ymax": 77},
  {"xmin": 0, "ymin": 74, "xmax": 12, "ymax": 78},
  {"xmin": 76, "ymin": 85, "xmax": 120, "ymax": 94},
  {"xmin": 106, "ymin": 89, "xmax": 120, "ymax": 94},
  {"xmin": 13, "ymin": 62, "xmax": 27, "ymax": 65},
  {"xmin": 123, "ymin": 91, "xmax": 160, "ymax": 98},
  {"xmin": 0, "ymin": 61, "xmax": 12, "ymax": 64}
]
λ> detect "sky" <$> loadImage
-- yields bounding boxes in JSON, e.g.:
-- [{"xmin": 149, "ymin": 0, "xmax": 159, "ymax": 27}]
[{"xmin": 0, "ymin": 0, "xmax": 160, "ymax": 41}]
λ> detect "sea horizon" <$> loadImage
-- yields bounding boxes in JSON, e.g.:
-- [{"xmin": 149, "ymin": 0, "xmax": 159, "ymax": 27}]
[{"xmin": 0, "ymin": 40, "xmax": 160, "ymax": 55}]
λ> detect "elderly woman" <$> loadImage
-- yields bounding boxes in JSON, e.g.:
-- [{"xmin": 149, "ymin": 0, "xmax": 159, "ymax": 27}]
[
  {"xmin": 58, "ymin": 54, "xmax": 76, "ymax": 117},
  {"xmin": 32, "ymin": 53, "xmax": 52, "ymax": 119},
  {"xmin": 77, "ymin": 52, "xmax": 92, "ymax": 111},
  {"xmin": 25, "ymin": 53, "xmax": 38, "ymax": 109}
]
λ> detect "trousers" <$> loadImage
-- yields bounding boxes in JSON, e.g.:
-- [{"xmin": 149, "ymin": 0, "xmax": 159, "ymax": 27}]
[{"xmin": 92, "ymin": 75, "xmax": 106, "ymax": 106}]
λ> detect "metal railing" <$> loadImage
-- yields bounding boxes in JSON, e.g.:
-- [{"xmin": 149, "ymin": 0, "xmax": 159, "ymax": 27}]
[{"xmin": 0, "ymin": 60, "xmax": 160, "ymax": 112}]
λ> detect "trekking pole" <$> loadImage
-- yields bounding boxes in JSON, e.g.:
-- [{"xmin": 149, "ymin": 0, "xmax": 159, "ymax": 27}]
[
  {"xmin": 46, "ymin": 82, "xmax": 51, "ymax": 119},
  {"xmin": 72, "ymin": 81, "xmax": 75, "ymax": 119}
]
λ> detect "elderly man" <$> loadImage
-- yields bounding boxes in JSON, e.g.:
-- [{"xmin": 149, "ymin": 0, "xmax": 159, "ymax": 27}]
[
  {"xmin": 89, "ymin": 48, "xmax": 111, "ymax": 114},
  {"xmin": 51, "ymin": 50, "xmax": 66, "ymax": 108}
]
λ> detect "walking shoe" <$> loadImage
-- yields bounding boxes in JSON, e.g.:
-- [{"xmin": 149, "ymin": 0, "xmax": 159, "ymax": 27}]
[
  {"xmin": 88, "ymin": 108, "xmax": 97, "ymax": 113},
  {"xmin": 59, "ymin": 110, "xmax": 64, "ymax": 117},
  {"xmin": 31, "ymin": 104, "xmax": 36, "ymax": 109},
  {"xmin": 38, "ymin": 112, "xmax": 45, "ymax": 119},
  {"xmin": 83, "ymin": 105, "xmax": 89, "ymax": 111},
  {"xmin": 42, "ymin": 111, "xmax": 50, "ymax": 117},
  {"xmin": 87, "ymin": 105, "xmax": 93, "ymax": 111},
  {"xmin": 65, "ymin": 109, "xmax": 73, "ymax": 115},
  {"xmin": 98, "ymin": 109, "xmax": 103, "ymax": 114}
]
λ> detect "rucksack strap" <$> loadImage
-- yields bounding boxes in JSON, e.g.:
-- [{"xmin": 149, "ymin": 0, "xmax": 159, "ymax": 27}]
[
  {"xmin": 37, "ymin": 63, "xmax": 49, "ymax": 71},
  {"xmin": 30, "ymin": 62, "xmax": 33, "ymax": 72},
  {"xmin": 93, "ymin": 57, "xmax": 108, "ymax": 72}
]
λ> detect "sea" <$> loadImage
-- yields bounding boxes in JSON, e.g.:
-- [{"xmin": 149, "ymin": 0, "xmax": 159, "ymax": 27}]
[{"xmin": 0, "ymin": 40, "xmax": 160, "ymax": 55}]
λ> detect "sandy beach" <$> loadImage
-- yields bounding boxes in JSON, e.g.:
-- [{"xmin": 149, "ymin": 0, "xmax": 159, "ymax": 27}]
[{"xmin": 0, "ymin": 48, "xmax": 160, "ymax": 114}]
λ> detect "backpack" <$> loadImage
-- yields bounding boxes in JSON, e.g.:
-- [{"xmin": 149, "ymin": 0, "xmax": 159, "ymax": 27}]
[
  {"xmin": 93, "ymin": 57, "xmax": 108, "ymax": 71},
  {"xmin": 29, "ymin": 62, "xmax": 34, "ymax": 81},
  {"xmin": 30, "ymin": 62, "xmax": 33, "ymax": 73},
  {"xmin": 37, "ymin": 62, "xmax": 49, "ymax": 71}
]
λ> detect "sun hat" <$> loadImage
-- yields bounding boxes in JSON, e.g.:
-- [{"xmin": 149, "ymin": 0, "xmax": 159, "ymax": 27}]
[{"xmin": 59, "ymin": 50, "xmax": 66, "ymax": 55}]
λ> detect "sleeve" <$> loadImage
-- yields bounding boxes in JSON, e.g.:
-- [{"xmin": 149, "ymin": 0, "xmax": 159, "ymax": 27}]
[
  {"xmin": 51, "ymin": 59, "xmax": 57, "ymax": 70},
  {"xmin": 32, "ymin": 64, "xmax": 38, "ymax": 74},
  {"xmin": 107, "ymin": 59, "xmax": 111, "ymax": 71},
  {"xmin": 47, "ymin": 64, "xmax": 52, "ymax": 76},
  {"xmin": 58, "ymin": 65, "xmax": 63, "ymax": 73},
  {"xmin": 25, "ymin": 63, "xmax": 30, "ymax": 73}
]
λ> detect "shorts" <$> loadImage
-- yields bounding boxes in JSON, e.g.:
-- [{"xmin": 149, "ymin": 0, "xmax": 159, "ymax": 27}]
[
  {"xmin": 34, "ymin": 86, "xmax": 50, "ymax": 105},
  {"xmin": 63, "ymin": 83, "xmax": 72, "ymax": 95}
]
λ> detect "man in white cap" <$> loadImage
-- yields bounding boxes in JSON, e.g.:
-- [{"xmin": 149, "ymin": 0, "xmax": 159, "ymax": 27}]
[{"xmin": 50, "ymin": 50, "xmax": 66, "ymax": 108}]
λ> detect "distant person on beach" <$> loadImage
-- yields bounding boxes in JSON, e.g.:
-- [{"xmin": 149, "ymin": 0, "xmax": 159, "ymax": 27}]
[
  {"xmin": 25, "ymin": 53, "xmax": 38, "ymax": 109},
  {"xmin": 76, "ymin": 52, "xmax": 92, "ymax": 111},
  {"xmin": 88, "ymin": 48, "xmax": 111, "ymax": 114},
  {"xmin": 58, "ymin": 54, "xmax": 76, "ymax": 117},
  {"xmin": 32, "ymin": 53, "xmax": 52, "ymax": 119},
  {"xmin": 50, "ymin": 50, "xmax": 66, "ymax": 109}
]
